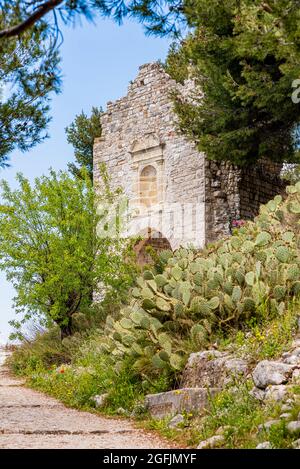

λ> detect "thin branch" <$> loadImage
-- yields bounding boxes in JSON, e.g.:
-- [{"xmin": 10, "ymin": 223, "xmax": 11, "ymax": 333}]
[{"xmin": 0, "ymin": 0, "xmax": 64, "ymax": 39}]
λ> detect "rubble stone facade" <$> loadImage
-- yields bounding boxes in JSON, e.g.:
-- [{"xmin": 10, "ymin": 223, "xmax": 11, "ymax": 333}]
[{"xmin": 93, "ymin": 62, "xmax": 285, "ymax": 256}]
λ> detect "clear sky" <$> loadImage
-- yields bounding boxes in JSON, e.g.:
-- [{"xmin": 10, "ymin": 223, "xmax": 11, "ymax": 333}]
[{"xmin": 0, "ymin": 17, "xmax": 170, "ymax": 343}]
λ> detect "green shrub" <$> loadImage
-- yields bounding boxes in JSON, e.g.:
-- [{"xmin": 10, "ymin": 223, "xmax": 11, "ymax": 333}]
[
  {"xmin": 220, "ymin": 303, "xmax": 299, "ymax": 362},
  {"xmin": 8, "ymin": 326, "xmax": 85, "ymax": 376},
  {"xmin": 28, "ymin": 340, "xmax": 170, "ymax": 413},
  {"xmin": 99, "ymin": 183, "xmax": 300, "ymax": 380}
]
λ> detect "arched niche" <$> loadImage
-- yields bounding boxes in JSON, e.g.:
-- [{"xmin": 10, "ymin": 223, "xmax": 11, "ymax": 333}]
[
  {"xmin": 134, "ymin": 227, "xmax": 172, "ymax": 265},
  {"xmin": 129, "ymin": 133, "xmax": 165, "ymax": 215},
  {"xmin": 139, "ymin": 165, "xmax": 158, "ymax": 208}
]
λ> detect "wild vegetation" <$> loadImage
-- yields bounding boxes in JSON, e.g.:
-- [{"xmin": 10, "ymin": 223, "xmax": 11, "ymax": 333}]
[
  {"xmin": 66, "ymin": 107, "xmax": 102, "ymax": 181},
  {"xmin": 166, "ymin": 0, "xmax": 300, "ymax": 166},
  {"xmin": 97, "ymin": 183, "xmax": 300, "ymax": 382},
  {"xmin": 7, "ymin": 183, "xmax": 300, "ymax": 448},
  {"xmin": 0, "ymin": 0, "xmax": 183, "ymax": 166},
  {"xmin": 0, "ymin": 167, "xmax": 137, "ymax": 339},
  {"xmin": 2, "ymin": 0, "xmax": 300, "ymax": 451}
]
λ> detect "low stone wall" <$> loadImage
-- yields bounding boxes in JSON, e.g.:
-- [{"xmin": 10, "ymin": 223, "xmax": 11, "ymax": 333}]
[
  {"xmin": 205, "ymin": 161, "xmax": 241, "ymax": 242},
  {"xmin": 239, "ymin": 160, "xmax": 286, "ymax": 220},
  {"xmin": 205, "ymin": 159, "xmax": 286, "ymax": 243}
]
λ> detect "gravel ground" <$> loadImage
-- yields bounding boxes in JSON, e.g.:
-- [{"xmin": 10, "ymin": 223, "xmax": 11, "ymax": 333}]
[{"xmin": 0, "ymin": 349, "xmax": 173, "ymax": 449}]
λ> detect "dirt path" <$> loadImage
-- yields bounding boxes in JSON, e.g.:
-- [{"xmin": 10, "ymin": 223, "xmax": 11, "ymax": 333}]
[{"xmin": 0, "ymin": 351, "xmax": 172, "ymax": 449}]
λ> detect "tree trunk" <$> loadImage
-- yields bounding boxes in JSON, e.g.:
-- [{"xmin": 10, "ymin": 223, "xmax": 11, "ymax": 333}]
[{"xmin": 60, "ymin": 321, "xmax": 73, "ymax": 340}]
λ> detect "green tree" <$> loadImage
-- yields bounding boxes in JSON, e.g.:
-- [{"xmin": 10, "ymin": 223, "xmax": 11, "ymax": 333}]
[
  {"xmin": 0, "ymin": 1, "xmax": 183, "ymax": 167},
  {"xmin": 165, "ymin": 0, "xmax": 300, "ymax": 166},
  {"xmin": 0, "ymin": 167, "xmax": 134, "ymax": 338},
  {"xmin": 0, "ymin": 1, "xmax": 183, "ymax": 40},
  {"xmin": 66, "ymin": 107, "xmax": 102, "ymax": 181},
  {"xmin": 0, "ymin": 9, "xmax": 60, "ymax": 167}
]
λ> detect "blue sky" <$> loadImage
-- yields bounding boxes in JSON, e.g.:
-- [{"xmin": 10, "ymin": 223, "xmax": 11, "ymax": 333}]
[{"xmin": 0, "ymin": 17, "xmax": 170, "ymax": 343}]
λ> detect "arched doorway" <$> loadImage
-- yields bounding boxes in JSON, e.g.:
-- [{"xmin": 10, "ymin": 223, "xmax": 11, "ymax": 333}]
[{"xmin": 134, "ymin": 227, "xmax": 172, "ymax": 265}]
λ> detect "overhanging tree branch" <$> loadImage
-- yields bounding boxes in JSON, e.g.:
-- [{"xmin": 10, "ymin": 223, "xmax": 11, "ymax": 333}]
[{"xmin": 0, "ymin": 0, "xmax": 64, "ymax": 39}]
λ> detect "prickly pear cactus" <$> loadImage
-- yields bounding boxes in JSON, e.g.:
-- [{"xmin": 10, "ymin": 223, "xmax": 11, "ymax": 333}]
[{"xmin": 101, "ymin": 183, "xmax": 300, "ymax": 380}]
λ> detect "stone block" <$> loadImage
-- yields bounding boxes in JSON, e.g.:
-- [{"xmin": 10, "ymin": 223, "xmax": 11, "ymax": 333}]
[
  {"xmin": 144, "ymin": 387, "xmax": 219, "ymax": 419},
  {"xmin": 252, "ymin": 360, "xmax": 295, "ymax": 389},
  {"xmin": 181, "ymin": 350, "xmax": 248, "ymax": 389}
]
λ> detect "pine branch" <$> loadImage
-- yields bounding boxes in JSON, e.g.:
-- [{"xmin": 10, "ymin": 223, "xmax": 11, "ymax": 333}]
[{"xmin": 0, "ymin": 0, "xmax": 64, "ymax": 39}]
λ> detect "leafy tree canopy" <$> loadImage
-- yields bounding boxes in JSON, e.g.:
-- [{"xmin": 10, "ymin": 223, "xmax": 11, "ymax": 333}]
[
  {"xmin": 0, "ymin": 1, "xmax": 184, "ymax": 167},
  {"xmin": 0, "ymin": 5, "xmax": 60, "ymax": 168},
  {"xmin": 0, "ymin": 167, "xmax": 135, "ymax": 338},
  {"xmin": 165, "ymin": 0, "xmax": 300, "ymax": 166},
  {"xmin": 0, "ymin": 1, "xmax": 184, "ymax": 39},
  {"xmin": 66, "ymin": 107, "xmax": 102, "ymax": 181}
]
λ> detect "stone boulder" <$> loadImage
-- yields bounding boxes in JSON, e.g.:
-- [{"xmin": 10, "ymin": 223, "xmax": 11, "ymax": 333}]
[
  {"xmin": 91, "ymin": 393, "xmax": 108, "ymax": 408},
  {"xmin": 258, "ymin": 419, "xmax": 281, "ymax": 432},
  {"xmin": 145, "ymin": 387, "xmax": 219, "ymax": 419},
  {"xmin": 181, "ymin": 350, "xmax": 248, "ymax": 388},
  {"xmin": 292, "ymin": 438, "xmax": 300, "ymax": 449},
  {"xmin": 168, "ymin": 414, "xmax": 185, "ymax": 429},
  {"xmin": 287, "ymin": 421, "xmax": 300, "ymax": 435},
  {"xmin": 265, "ymin": 384, "xmax": 295, "ymax": 402},
  {"xmin": 250, "ymin": 387, "xmax": 266, "ymax": 401},
  {"xmin": 197, "ymin": 435, "xmax": 225, "ymax": 449},
  {"xmin": 256, "ymin": 442, "xmax": 272, "ymax": 449},
  {"xmin": 252, "ymin": 360, "xmax": 295, "ymax": 389}
]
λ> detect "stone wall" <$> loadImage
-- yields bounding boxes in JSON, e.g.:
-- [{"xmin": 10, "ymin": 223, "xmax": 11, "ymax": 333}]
[
  {"xmin": 93, "ymin": 62, "xmax": 285, "ymax": 249},
  {"xmin": 204, "ymin": 159, "xmax": 286, "ymax": 243},
  {"xmin": 239, "ymin": 160, "xmax": 286, "ymax": 220},
  {"xmin": 205, "ymin": 161, "xmax": 241, "ymax": 243},
  {"xmin": 93, "ymin": 63, "xmax": 206, "ymax": 250}
]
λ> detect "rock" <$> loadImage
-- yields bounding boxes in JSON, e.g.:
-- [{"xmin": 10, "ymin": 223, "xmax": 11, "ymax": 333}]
[
  {"xmin": 292, "ymin": 369, "xmax": 300, "ymax": 383},
  {"xmin": 197, "ymin": 435, "xmax": 225, "ymax": 449},
  {"xmin": 144, "ymin": 387, "xmax": 219, "ymax": 419},
  {"xmin": 293, "ymin": 395, "xmax": 300, "ymax": 405},
  {"xmin": 116, "ymin": 407, "xmax": 129, "ymax": 416},
  {"xmin": 131, "ymin": 403, "xmax": 147, "ymax": 417},
  {"xmin": 291, "ymin": 348, "xmax": 300, "ymax": 357},
  {"xmin": 265, "ymin": 385, "xmax": 291, "ymax": 402},
  {"xmin": 286, "ymin": 398, "xmax": 295, "ymax": 405},
  {"xmin": 283, "ymin": 355, "xmax": 300, "ymax": 365},
  {"xmin": 281, "ymin": 404, "xmax": 293, "ymax": 412},
  {"xmin": 283, "ymin": 346, "xmax": 300, "ymax": 364},
  {"xmin": 216, "ymin": 425, "xmax": 232, "ymax": 435},
  {"xmin": 292, "ymin": 337, "xmax": 300, "ymax": 346},
  {"xmin": 168, "ymin": 414, "xmax": 185, "ymax": 429},
  {"xmin": 280, "ymin": 413, "xmax": 292, "ymax": 420},
  {"xmin": 287, "ymin": 421, "xmax": 300, "ymax": 435},
  {"xmin": 225, "ymin": 358, "xmax": 249, "ymax": 377},
  {"xmin": 250, "ymin": 387, "xmax": 266, "ymax": 401},
  {"xmin": 256, "ymin": 442, "xmax": 272, "ymax": 449},
  {"xmin": 292, "ymin": 438, "xmax": 300, "ymax": 449},
  {"xmin": 258, "ymin": 420, "xmax": 281, "ymax": 432},
  {"xmin": 181, "ymin": 350, "xmax": 248, "ymax": 388},
  {"xmin": 252, "ymin": 361, "xmax": 294, "ymax": 389},
  {"xmin": 91, "ymin": 393, "xmax": 108, "ymax": 408}
]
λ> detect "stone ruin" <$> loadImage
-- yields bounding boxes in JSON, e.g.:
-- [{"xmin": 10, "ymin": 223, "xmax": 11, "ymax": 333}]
[{"xmin": 93, "ymin": 62, "xmax": 285, "ymax": 261}]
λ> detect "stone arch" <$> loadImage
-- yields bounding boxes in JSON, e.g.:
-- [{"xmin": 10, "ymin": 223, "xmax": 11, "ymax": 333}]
[
  {"xmin": 139, "ymin": 165, "xmax": 158, "ymax": 207},
  {"xmin": 130, "ymin": 133, "xmax": 161, "ymax": 154},
  {"xmin": 134, "ymin": 227, "xmax": 172, "ymax": 265}
]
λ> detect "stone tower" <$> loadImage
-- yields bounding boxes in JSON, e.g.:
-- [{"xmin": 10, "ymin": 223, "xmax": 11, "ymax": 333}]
[{"xmin": 93, "ymin": 63, "xmax": 284, "ymax": 259}]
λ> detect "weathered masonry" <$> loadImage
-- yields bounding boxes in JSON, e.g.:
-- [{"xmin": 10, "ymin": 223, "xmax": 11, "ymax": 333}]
[{"xmin": 93, "ymin": 63, "xmax": 285, "ymax": 258}]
